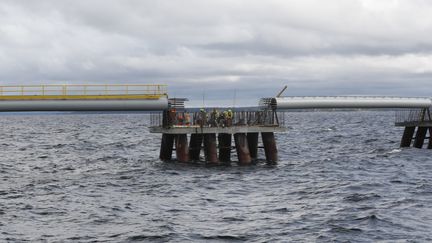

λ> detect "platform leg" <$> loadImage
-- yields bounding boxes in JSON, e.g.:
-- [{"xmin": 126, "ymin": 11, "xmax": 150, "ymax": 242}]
[
  {"xmin": 414, "ymin": 127, "xmax": 427, "ymax": 149},
  {"xmin": 218, "ymin": 133, "xmax": 232, "ymax": 163},
  {"xmin": 247, "ymin": 133, "xmax": 259, "ymax": 160},
  {"xmin": 159, "ymin": 134, "xmax": 174, "ymax": 161},
  {"xmin": 189, "ymin": 134, "xmax": 203, "ymax": 161},
  {"xmin": 262, "ymin": 132, "xmax": 278, "ymax": 163},
  {"xmin": 204, "ymin": 133, "xmax": 219, "ymax": 164},
  {"xmin": 400, "ymin": 126, "xmax": 415, "ymax": 147},
  {"xmin": 175, "ymin": 134, "xmax": 190, "ymax": 162},
  {"xmin": 234, "ymin": 133, "xmax": 252, "ymax": 165},
  {"xmin": 428, "ymin": 128, "xmax": 432, "ymax": 149}
]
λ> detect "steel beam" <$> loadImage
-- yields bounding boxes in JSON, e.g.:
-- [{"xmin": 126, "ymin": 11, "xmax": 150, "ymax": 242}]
[
  {"xmin": 400, "ymin": 126, "xmax": 415, "ymax": 147},
  {"xmin": 414, "ymin": 127, "xmax": 428, "ymax": 149},
  {"xmin": 428, "ymin": 128, "xmax": 432, "ymax": 149}
]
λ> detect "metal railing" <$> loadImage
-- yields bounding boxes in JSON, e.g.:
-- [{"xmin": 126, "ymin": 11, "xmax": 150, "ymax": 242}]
[
  {"xmin": 395, "ymin": 108, "xmax": 431, "ymax": 125},
  {"xmin": 150, "ymin": 110, "xmax": 281, "ymax": 128},
  {"xmin": 0, "ymin": 84, "xmax": 167, "ymax": 97}
]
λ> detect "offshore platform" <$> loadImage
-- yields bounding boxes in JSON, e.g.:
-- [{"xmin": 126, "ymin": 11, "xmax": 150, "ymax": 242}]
[
  {"xmin": 0, "ymin": 84, "xmax": 431, "ymax": 165},
  {"xmin": 150, "ymin": 108, "xmax": 284, "ymax": 165}
]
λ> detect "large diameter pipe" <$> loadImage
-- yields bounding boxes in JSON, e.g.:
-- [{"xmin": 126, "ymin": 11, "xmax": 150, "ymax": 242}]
[
  {"xmin": 189, "ymin": 134, "xmax": 203, "ymax": 161},
  {"xmin": 218, "ymin": 133, "xmax": 232, "ymax": 163},
  {"xmin": 234, "ymin": 133, "xmax": 252, "ymax": 165},
  {"xmin": 160, "ymin": 134, "xmax": 175, "ymax": 161},
  {"xmin": 175, "ymin": 134, "xmax": 190, "ymax": 163},
  {"xmin": 204, "ymin": 134, "xmax": 219, "ymax": 164},
  {"xmin": 262, "ymin": 132, "xmax": 278, "ymax": 163},
  {"xmin": 247, "ymin": 133, "xmax": 259, "ymax": 160},
  {"xmin": 267, "ymin": 97, "xmax": 432, "ymax": 110},
  {"xmin": 0, "ymin": 98, "xmax": 169, "ymax": 112}
]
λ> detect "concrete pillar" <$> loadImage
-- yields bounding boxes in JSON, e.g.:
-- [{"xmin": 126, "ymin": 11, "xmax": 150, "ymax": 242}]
[
  {"xmin": 414, "ymin": 127, "xmax": 427, "ymax": 149},
  {"xmin": 159, "ymin": 134, "xmax": 174, "ymax": 161},
  {"xmin": 204, "ymin": 133, "xmax": 219, "ymax": 164},
  {"xmin": 175, "ymin": 134, "xmax": 190, "ymax": 162},
  {"xmin": 262, "ymin": 132, "xmax": 278, "ymax": 163},
  {"xmin": 247, "ymin": 133, "xmax": 259, "ymax": 160},
  {"xmin": 400, "ymin": 126, "xmax": 415, "ymax": 148},
  {"xmin": 189, "ymin": 134, "xmax": 203, "ymax": 161},
  {"xmin": 218, "ymin": 133, "xmax": 231, "ymax": 163},
  {"xmin": 234, "ymin": 133, "xmax": 252, "ymax": 165}
]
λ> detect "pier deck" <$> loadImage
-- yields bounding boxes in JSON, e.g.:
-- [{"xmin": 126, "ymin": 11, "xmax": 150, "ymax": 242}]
[
  {"xmin": 149, "ymin": 125, "xmax": 286, "ymax": 134},
  {"xmin": 150, "ymin": 109, "xmax": 284, "ymax": 164}
]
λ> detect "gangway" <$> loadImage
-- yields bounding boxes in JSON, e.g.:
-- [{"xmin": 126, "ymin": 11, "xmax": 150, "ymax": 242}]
[{"xmin": 0, "ymin": 84, "xmax": 169, "ymax": 111}]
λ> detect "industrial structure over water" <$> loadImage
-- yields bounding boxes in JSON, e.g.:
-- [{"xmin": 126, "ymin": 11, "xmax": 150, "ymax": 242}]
[{"xmin": 0, "ymin": 84, "xmax": 431, "ymax": 165}]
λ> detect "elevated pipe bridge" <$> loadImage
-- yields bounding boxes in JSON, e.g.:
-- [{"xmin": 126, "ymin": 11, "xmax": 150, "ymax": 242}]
[
  {"xmin": 0, "ymin": 84, "xmax": 169, "ymax": 111},
  {"xmin": 260, "ymin": 95, "xmax": 432, "ymax": 150},
  {"xmin": 261, "ymin": 96, "xmax": 432, "ymax": 110}
]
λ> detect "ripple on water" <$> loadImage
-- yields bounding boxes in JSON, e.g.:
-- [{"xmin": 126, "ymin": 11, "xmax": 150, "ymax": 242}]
[{"xmin": 0, "ymin": 112, "xmax": 431, "ymax": 242}]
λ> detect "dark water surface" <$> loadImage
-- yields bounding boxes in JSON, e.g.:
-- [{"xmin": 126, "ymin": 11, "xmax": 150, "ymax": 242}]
[{"xmin": 0, "ymin": 111, "xmax": 431, "ymax": 242}]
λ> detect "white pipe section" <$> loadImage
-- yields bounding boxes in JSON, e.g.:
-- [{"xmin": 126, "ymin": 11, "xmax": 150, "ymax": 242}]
[
  {"xmin": 0, "ymin": 98, "xmax": 169, "ymax": 112},
  {"xmin": 271, "ymin": 97, "xmax": 432, "ymax": 109}
]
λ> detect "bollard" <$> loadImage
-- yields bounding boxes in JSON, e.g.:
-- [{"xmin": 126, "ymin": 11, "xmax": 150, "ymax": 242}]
[
  {"xmin": 189, "ymin": 133, "xmax": 203, "ymax": 161},
  {"xmin": 400, "ymin": 126, "xmax": 415, "ymax": 148},
  {"xmin": 262, "ymin": 132, "xmax": 278, "ymax": 163},
  {"xmin": 175, "ymin": 134, "xmax": 190, "ymax": 162},
  {"xmin": 218, "ymin": 133, "xmax": 232, "ymax": 163},
  {"xmin": 234, "ymin": 133, "xmax": 252, "ymax": 165},
  {"xmin": 414, "ymin": 127, "xmax": 427, "ymax": 149},
  {"xmin": 204, "ymin": 133, "xmax": 219, "ymax": 164},
  {"xmin": 247, "ymin": 133, "xmax": 259, "ymax": 160},
  {"xmin": 159, "ymin": 134, "xmax": 174, "ymax": 161}
]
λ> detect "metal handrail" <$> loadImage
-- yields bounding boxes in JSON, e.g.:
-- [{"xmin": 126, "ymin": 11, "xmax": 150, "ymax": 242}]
[
  {"xmin": 0, "ymin": 84, "xmax": 168, "ymax": 97},
  {"xmin": 151, "ymin": 110, "xmax": 281, "ymax": 128}
]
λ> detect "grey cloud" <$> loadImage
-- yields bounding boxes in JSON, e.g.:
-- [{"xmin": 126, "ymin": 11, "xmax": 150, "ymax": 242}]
[{"xmin": 1, "ymin": 0, "xmax": 432, "ymax": 106}]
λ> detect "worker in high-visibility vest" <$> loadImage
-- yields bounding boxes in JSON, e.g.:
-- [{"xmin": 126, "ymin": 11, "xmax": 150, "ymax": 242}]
[
  {"xmin": 177, "ymin": 112, "xmax": 184, "ymax": 125},
  {"xmin": 210, "ymin": 108, "xmax": 219, "ymax": 127},
  {"xmin": 223, "ymin": 110, "xmax": 228, "ymax": 127},
  {"xmin": 217, "ymin": 111, "xmax": 225, "ymax": 128},
  {"xmin": 169, "ymin": 108, "xmax": 176, "ymax": 127},
  {"xmin": 184, "ymin": 112, "xmax": 191, "ymax": 126},
  {"xmin": 226, "ymin": 109, "xmax": 233, "ymax": 127},
  {"xmin": 199, "ymin": 108, "xmax": 207, "ymax": 127}
]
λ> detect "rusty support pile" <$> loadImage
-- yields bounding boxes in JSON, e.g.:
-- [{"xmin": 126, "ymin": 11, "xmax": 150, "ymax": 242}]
[{"xmin": 159, "ymin": 132, "xmax": 278, "ymax": 164}]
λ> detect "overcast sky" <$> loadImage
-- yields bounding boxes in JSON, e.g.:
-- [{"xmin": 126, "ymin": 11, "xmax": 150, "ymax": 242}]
[{"xmin": 1, "ymin": 0, "xmax": 432, "ymax": 106}]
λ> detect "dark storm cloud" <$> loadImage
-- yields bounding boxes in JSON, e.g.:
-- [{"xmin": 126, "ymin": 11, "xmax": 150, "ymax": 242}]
[{"xmin": 1, "ymin": 0, "xmax": 432, "ymax": 106}]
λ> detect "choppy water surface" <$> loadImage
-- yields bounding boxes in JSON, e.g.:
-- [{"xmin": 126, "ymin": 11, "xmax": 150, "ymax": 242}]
[{"xmin": 0, "ymin": 111, "xmax": 431, "ymax": 242}]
